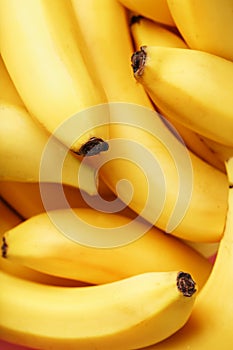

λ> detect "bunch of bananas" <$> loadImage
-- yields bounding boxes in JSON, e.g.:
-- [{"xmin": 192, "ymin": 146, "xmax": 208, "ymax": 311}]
[{"xmin": 0, "ymin": 0, "xmax": 233, "ymax": 349}]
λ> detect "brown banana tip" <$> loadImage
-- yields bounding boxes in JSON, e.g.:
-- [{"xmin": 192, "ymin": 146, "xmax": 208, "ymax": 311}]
[
  {"xmin": 1, "ymin": 236, "xmax": 8, "ymax": 258},
  {"xmin": 76, "ymin": 137, "xmax": 109, "ymax": 157},
  {"xmin": 177, "ymin": 271, "xmax": 197, "ymax": 297},
  {"xmin": 130, "ymin": 15, "xmax": 143, "ymax": 26},
  {"xmin": 131, "ymin": 46, "xmax": 147, "ymax": 77}
]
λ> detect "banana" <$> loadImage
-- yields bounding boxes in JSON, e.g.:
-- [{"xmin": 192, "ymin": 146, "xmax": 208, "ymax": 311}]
[
  {"xmin": 0, "ymin": 181, "xmax": 88, "ymax": 219},
  {"xmin": 117, "ymin": 0, "xmax": 176, "ymax": 27},
  {"xmin": 1, "ymin": 207, "xmax": 212, "ymax": 289},
  {"xmin": 0, "ymin": 180, "xmax": 120, "ymax": 219},
  {"xmin": 0, "ymin": 0, "xmax": 109, "ymax": 154},
  {"xmin": 0, "ymin": 198, "xmax": 90, "ymax": 287},
  {"xmin": 71, "ymin": 0, "xmax": 152, "ymax": 108},
  {"xmin": 71, "ymin": 0, "xmax": 228, "ymax": 239},
  {"xmin": 0, "ymin": 55, "xmax": 97, "ymax": 195},
  {"xmin": 0, "ymin": 268, "xmax": 197, "ymax": 349},
  {"xmin": 167, "ymin": 0, "xmax": 233, "ymax": 62},
  {"xmin": 0, "ymin": 103, "xmax": 98, "ymax": 195},
  {"xmin": 130, "ymin": 15, "xmax": 188, "ymax": 50},
  {"xmin": 130, "ymin": 18, "xmax": 225, "ymax": 173},
  {"xmin": 0, "ymin": 253, "xmax": 92, "ymax": 288},
  {"xmin": 68, "ymin": 7, "xmax": 228, "ymax": 242},
  {"xmin": 144, "ymin": 157, "xmax": 233, "ymax": 349},
  {"xmin": 95, "ymin": 103, "xmax": 228, "ymax": 242},
  {"xmin": 131, "ymin": 46, "xmax": 233, "ymax": 147}
]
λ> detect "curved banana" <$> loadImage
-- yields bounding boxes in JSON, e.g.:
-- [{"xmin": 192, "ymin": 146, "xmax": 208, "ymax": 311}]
[
  {"xmin": 0, "ymin": 56, "xmax": 97, "ymax": 194},
  {"xmin": 130, "ymin": 16, "xmax": 188, "ymax": 50},
  {"xmin": 0, "ymin": 199, "xmax": 89, "ymax": 287},
  {"xmin": 145, "ymin": 157, "xmax": 233, "ymax": 349},
  {"xmin": 0, "ymin": 181, "xmax": 86, "ymax": 219},
  {"xmin": 0, "ymin": 103, "xmax": 98, "ymax": 195},
  {"xmin": 0, "ymin": 0, "xmax": 109, "ymax": 154},
  {"xmin": 0, "ymin": 180, "xmax": 119, "ymax": 219},
  {"xmin": 71, "ymin": 0, "xmax": 152, "ymax": 108},
  {"xmin": 2, "ymin": 207, "xmax": 212, "ymax": 289},
  {"xmin": 0, "ymin": 253, "xmax": 92, "ymax": 288},
  {"xmin": 130, "ymin": 19, "xmax": 225, "ymax": 173},
  {"xmin": 167, "ymin": 0, "xmax": 233, "ymax": 61},
  {"xmin": 117, "ymin": 0, "xmax": 176, "ymax": 27},
  {"xmin": 72, "ymin": 0, "xmax": 227, "ymax": 241},
  {"xmin": 131, "ymin": 46, "xmax": 233, "ymax": 147},
  {"xmin": 97, "ymin": 103, "xmax": 228, "ymax": 242},
  {"xmin": 0, "ymin": 269, "xmax": 197, "ymax": 349}
]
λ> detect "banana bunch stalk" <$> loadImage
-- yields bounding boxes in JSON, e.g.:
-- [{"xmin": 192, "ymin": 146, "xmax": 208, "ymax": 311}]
[{"xmin": 0, "ymin": 0, "xmax": 233, "ymax": 348}]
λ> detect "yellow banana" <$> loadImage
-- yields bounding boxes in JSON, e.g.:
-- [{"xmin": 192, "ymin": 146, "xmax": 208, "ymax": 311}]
[
  {"xmin": 0, "ymin": 181, "xmax": 86, "ymax": 219},
  {"xmin": 130, "ymin": 15, "xmax": 188, "ymax": 50},
  {"xmin": 0, "ymin": 180, "xmax": 119, "ymax": 219},
  {"xmin": 0, "ymin": 253, "xmax": 92, "ymax": 288},
  {"xmin": 0, "ymin": 103, "xmax": 98, "ymax": 195},
  {"xmin": 2, "ymin": 207, "xmax": 212, "ymax": 289},
  {"xmin": 0, "ymin": 55, "xmax": 97, "ymax": 194},
  {"xmin": 96, "ymin": 103, "xmax": 228, "ymax": 242},
  {"xmin": 0, "ymin": 268, "xmax": 197, "ymax": 349},
  {"xmin": 167, "ymin": 0, "xmax": 233, "ymax": 61},
  {"xmin": 117, "ymin": 0, "xmax": 176, "ymax": 27},
  {"xmin": 71, "ymin": 0, "xmax": 152, "ymax": 108},
  {"xmin": 0, "ymin": 0, "xmax": 109, "ymax": 154},
  {"xmin": 130, "ymin": 19, "xmax": 225, "ymax": 173},
  {"xmin": 69, "ymin": 0, "xmax": 227, "ymax": 240},
  {"xmin": 144, "ymin": 157, "xmax": 233, "ymax": 349},
  {"xmin": 0, "ymin": 198, "xmax": 90, "ymax": 287},
  {"xmin": 131, "ymin": 46, "xmax": 233, "ymax": 147}
]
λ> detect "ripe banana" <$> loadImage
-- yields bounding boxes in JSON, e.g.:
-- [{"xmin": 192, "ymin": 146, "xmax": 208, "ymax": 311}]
[
  {"xmin": 0, "ymin": 55, "xmax": 97, "ymax": 195},
  {"xmin": 0, "ymin": 180, "xmax": 119, "ymax": 219},
  {"xmin": 0, "ymin": 0, "xmax": 109, "ymax": 154},
  {"xmin": 130, "ymin": 16, "xmax": 188, "ymax": 50},
  {"xmin": 145, "ymin": 157, "xmax": 233, "ymax": 349},
  {"xmin": 71, "ymin": 0, "xmax": 152, "ymax": 108},
  {"xmin": 69, "ymin": 0, "xmax": 227, "ymax": 240},
  {"xmin": 0, "ymin": 252, "xmax": 92, "ymax": 288},
  {"xmin": 130, "ymin": 18, "xmax": 225, "ymax": 173},
  {"xmin": 0, "ymin": 269, "xmax": 197, "ymax": 349},
  {"xmin": 167, "ymin": 0, "xmax": 233, "ymax": 61},
  {"xmin": 131, "ymin": 46, "xmax": 233, "ymax": 147},
  {"xmin": 117, "ymin": 0, "xmax": 176, "ymax": 27},
  {"xmin": 0, "ymin": 103, "xmax": 98, "ymax": 195},
  {"xmin": 96, "ymin": 103, "xmax": 228, "ymax": 242},
  {"xmin": 1, "ymin": 207, "xmax": 212, "ymax": 289},
  {"xmin": 0, "ymin": 199, "xmax": 89, "ymax": 287}
]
